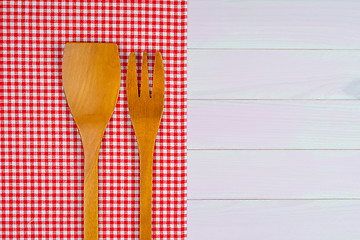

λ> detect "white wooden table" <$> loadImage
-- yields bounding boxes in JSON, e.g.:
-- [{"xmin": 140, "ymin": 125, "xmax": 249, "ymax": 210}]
[{"xmin": 187, "ymin": 1, "xmax": 360, "ymax": 239}]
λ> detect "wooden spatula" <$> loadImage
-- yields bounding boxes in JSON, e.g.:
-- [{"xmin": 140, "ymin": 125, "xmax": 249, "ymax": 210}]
[{"xmin": 62, "ymin": 43, "xmax": 121, "ymax": 240}]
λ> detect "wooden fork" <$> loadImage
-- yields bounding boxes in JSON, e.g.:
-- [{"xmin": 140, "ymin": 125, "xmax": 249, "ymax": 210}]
[{"xmin": 126, "ymin": 52, "xmax": 165, "ymax": 240}]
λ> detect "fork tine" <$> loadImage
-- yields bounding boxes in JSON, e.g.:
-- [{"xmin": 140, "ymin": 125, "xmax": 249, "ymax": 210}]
[
  {"xmin": 152, "ymin": 52, "xmax": 165, "ymax": 99},
  {"xmin": 141, "ymin": 52, "xmax": 150, "ymax": 98},
  {"xmin": 126, "ymin": 52, "xmax": 139, "ymax": 98}
]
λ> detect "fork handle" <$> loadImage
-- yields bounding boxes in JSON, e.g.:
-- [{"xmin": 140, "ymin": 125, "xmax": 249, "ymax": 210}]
[{"xmin": 138, "ymin": 140, "xmax": 155, "ymax": 240}]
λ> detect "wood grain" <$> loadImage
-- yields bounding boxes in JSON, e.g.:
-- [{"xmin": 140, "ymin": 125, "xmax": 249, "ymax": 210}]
[
  {"xmin": 187, "ymin": 0, "xmax": 360, "ymax": 238},
  {"xmin": 189, "ymin": 0, "xmax": 360, "ymax": 49},
  {"xmin": 188, "ymin": 100, "xmax": 360, "ymax": 149},
  {"xmin": 126, "ymin": 52, "xmax": 165, "ymax": 240},
  {"xmin": 188, "ymin": 200, "xmax": 360, "ymax": 240},
  {"xmin": 62, "ymin": 43, "xmax": 121, "ymax": 240},
  {"xmin": 188, "ymin": 150, "xmax": 360, "ymax": 199},
  {"xmin": 188, "ymin": 50, "xmax": 360, "ymax": 99}
]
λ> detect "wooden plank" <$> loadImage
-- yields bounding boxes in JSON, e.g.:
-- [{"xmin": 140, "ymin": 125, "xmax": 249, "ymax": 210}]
[
  {"xmin": 188, "ymin": 100, "xmax": 360, "ymax": 149},
  {"xmin": 188, "ymin": 200, "xmax": 360, "ymax": 240},
  {"xmin": 188, "ymin": 50, "xmax": 360, "ymax": 99},
  {"xmin": 188, "ymin": 150, "xmax": 360, "ymax": 199},
  {"xmin": 188, "ymin": 0, "xmax": 360, "ymax": 49}
]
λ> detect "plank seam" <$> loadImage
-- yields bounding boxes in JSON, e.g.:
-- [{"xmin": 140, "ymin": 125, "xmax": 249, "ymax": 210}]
[
  {"xmin": 188, "ymin": 199, "xmax": 360, "ymax": 201},
  {"xmin": 188, "ymin": 48, "xmax": 360, "ymax": 51},
  {"xmin": 188, "ymin": 99, "xmax": 360, "ymax": 101},
  {"xmin": 188, "ymin": 149, "xmax": 360, "ymax": 150}
]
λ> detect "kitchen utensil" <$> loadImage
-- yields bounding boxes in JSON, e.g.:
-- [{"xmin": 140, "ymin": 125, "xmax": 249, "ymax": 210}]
[
  {"xmin": 62, "ymin": 42, "xmax": 121, "ymax": 240},
  {"xmin": 126, "ymin": 52, "xmax": 165, "ymax": 240}
]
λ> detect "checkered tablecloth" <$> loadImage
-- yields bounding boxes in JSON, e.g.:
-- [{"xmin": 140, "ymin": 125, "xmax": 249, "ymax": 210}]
[{"xmin": 0, "ymin": 1, "xmax": 187, "ymax": 239}]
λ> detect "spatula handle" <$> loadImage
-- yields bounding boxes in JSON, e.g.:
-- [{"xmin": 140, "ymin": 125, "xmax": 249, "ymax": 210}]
[
  {"xmin": 138, "ymin": 141, "xmax": 155, "ymax": 240},
  {"xmin": 84, "ymin": 144, "xmax": 100, "ymax": 240}
]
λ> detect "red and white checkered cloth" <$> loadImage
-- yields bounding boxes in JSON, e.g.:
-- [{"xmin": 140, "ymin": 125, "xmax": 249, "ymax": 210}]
[{"xmin": 0, "ymin": 1, "xmax": 187, "ymax": 239}]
